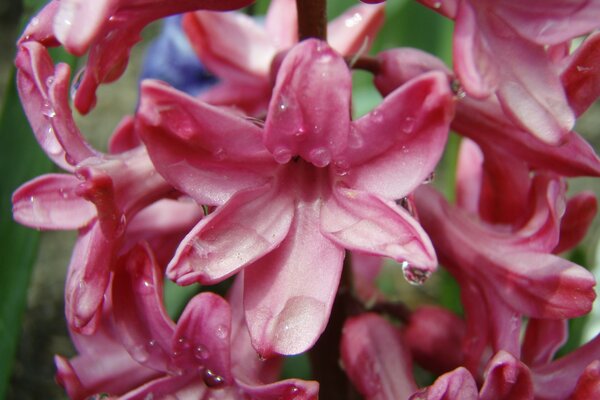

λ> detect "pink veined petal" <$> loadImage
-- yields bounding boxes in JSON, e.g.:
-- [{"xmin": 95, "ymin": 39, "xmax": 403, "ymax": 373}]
[
  {"xmin": 167, "ymin": 183, "xmax": 294, "ymax": 285},
  {"xmin": 455, "ymin": 137, "xmax": 483, "ymax": 215},
  {"xmin": 65, "ymin": 223, "xmax": 115, "ymax": 334},
  {"xmin": 111, "ymin": 244, "xmax": 176, "ymax": 372},
  {"xmin": 328, "ymin": 2, "xmax": 385, "ymax": 56},
  {"xmin": 479, "ymin": 351, "xmax": 534, "ymax": 400},
  {"xmin": 341, "ymin": 313, "xmax": 417, "ymax": 400},
  {"xmin": 532, "ymin": 335, "xmax": 600, "ymax": 400},
  {"xmin": 569, "ymin": 361, "xmax": 600, "ymax": 400},
  {"xmin": 321, "ymin": 186, "xmax": 437, "ymax": 281},
  {"xmin": 264, "ymin": 0, "xmax": 297, "ymax": 49},
  {"xmin": 404, "ymin": 306, "xmax": 465, "ymax": 375},
  {"xmin": 198, "ymin": 80, "xmax": 272, "ymax": 116},
  {"xmin": 171, "ymin": 293, "xmax": 233, "ymax": 385},
  {"xmin": 409, "ymin": 367, "xmax": 478, "ymax": 400},
  {"xmin": 494, "ymin": 0, "xmax": 600, "ymax": 46},
  {"xmin": 554, "ymin": 191, "xmax": 598, "ymax": 254},
  {"xmin": 108, "ymin": 115, "xmax": 140, "ymax": 154},
  {"xmin": 12, "ymin": 173, "xmax": 95, "ymax": 230},
  {"xmin": 183, "ymin": 10, "xmax": 275, "ymax": 83},
  {"xmin": 521, "ymin": 319, "xmax": 568, "ymax": 367},
  {"xmin": 244, "ymin": 198, "xmax": 344, "ymax": 357},
  {"xmin": 562, "ymin": 32, "xmax": 600, "ymax": 117},
  {"xmin": 118, "ymin": 374, "xmax": 205, "ymax": 400},
  {"xmin": 264, "ymin": 39, "xmax": 351, "ymax": 167},
  {"xmin": 453, "ymin": 0, "xmax": 498, "ymax": 98},
  {"xmin": 344, "ymin": 71, "xmax": 453, "ymax": 200},
  {"xmin": 237, "ymin": 379, "xmax": 320, "ymax": 400},
  {"xmin": 138, "ymin": 80, "xmax": 275, "ymax": 205}
]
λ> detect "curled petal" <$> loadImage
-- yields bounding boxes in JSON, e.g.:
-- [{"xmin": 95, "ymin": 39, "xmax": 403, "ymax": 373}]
[
  {"xmin": 409, "ymin": 367, "xmax": 478, "ymax": 400},
  {"xmin": 167, "ymin": 183, "xmax": 294, "ymax": 285},
  {"xmin": 19, "ymin": 1, "xmax": 60, "ymax": 46},
  {"xmin": 554, "ymin": 191, "xmax": 598, "ymax": 254},
  {"xmin": 341, "ymin": 313, "xmax": 417, "ymax": 400},
  {"xmin": 138, "ymin": 80, "xmax": 275, "ymax": 205},
  {"xmin": 12, "ymin": 174, "xmax": 95, "ymax": 230},
  {"xmin": 522, "ymin": 319, "xmax": 568, "ymax": 367},
  {"xmin": 562, "ymin": 32, "xmax": 600, "ymax": 117},
  {"xmin": 264, "ymin": 39, "xmax": 351, "ymax": 167},
  {"xmin": 321, "ymin": 187, "xmax": 437, "ymax": 280},
  {"xmin": 244, "ymin": 200, "xmax": 344, "ymax": 357},
  {"xmin": 480, "ymin": 351, "xmax": 534, "ymax": 400},
  {"xmin": 455, "ymin": 137, "xmax": 484, "ymax": 214},
  {"xmin": 569, "ymin": 361, "xmax": 600, "ymax": 400},
  {"xmin": 345, "ymin": 71, "xmax": 453, "ymax": 200}
]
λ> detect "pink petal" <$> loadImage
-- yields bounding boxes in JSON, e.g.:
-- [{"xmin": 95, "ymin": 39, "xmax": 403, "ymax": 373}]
[
  {"xmin": 264, "ymin": 39, "xmax": 351, "ymax": 167},
  {"xmin": 409, "ymin": 367, "xmax": 478, "ymax": 400},
  {"xmin": 108, "ymin": 115, "xmax": 141, "ymax": 154},
  {"xmin": 554, "ymin": 191, "xmax": 598, "ymax": 254},
  {"xmin": 19, "ymin": 1, "xmax": 60, "ymax": 46},
  {"xmin": 493, "ymin": 0, "xmax": 600, "ymax": 46},
  {"xmin": 414, "ymin": 0, "xmax": 458, "ymax": 18},
  {"xmin": 522, "ymin": 319, "xmax": 568, "ymax": 367},
  {"xmin": 198, "ymin": 80, "xmax": 271, "ymax": 116},
  {"xmin": 341, "ymin": 313, "xmax": 417, "ymax": 400},
  {"xmin": 479, "ymin": 351, "xmax": 534, "ymax": 400},
  {"xmin": 351, "ymin": 252, "xmax": 384, "ymax": 303},
  {"xmin": 111, "ymin": 245, "xmax": 176, "ymax": 372},
  {"xmin": 172, "ymin": 293, "xmax": 233, "ymax": 386},
  {"xmin": 167, "ymin": 183, "xmax": 294, "ymax": 285},
  {"xmin": 569, "ymin": 361, "xmax": 600, "ymax": 400},
  {"xmin": 183, "ymin": 10, "xmax": 275, "ymax": 83},
  {"xmin": 345, "ymin": 71, "xmax": 453, "ymax": 200},
  {"xmin": 138, "ymin": 80, "xmax": 275, "ymax": 205},
  {"xmin": 328, "ymin": 2, "xmax": 385, "ymax": 56},
  {"xmin": 455, "ymin": 137, "xmax": 484, "ymax": 215},
  {"xmin": 119, "ymin": 374, "xmax": 205, "ymax": 400},
  {"xmin": 244, "ymin": 199, "xmax": 344, "ymax": 357},
  {"xmin": 12, "ymin": 174, "xmax": 95, "ymax": 230},
  {"xmin": 533, "ymin": 335, "xmax": 600, "ymax": 400},
  {"xmin": 237, "ymin": 379, "xmax": 320, "ymax": 400},
  {"xmin": 264, "ymin": 0, "xmax": 298, "ymax": 49},
  {"xmin": 321, "ymin": 186, "xmax": 437, "ymax": 282},
  {"xmin": 562, "ymin": 32, "xmax": 600, "ymax": 117}
]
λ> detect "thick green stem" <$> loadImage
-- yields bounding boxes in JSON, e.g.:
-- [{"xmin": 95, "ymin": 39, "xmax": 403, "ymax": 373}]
[{"xmin": 296, "ymin": 0, "xmax": 327, "ymax": 41}]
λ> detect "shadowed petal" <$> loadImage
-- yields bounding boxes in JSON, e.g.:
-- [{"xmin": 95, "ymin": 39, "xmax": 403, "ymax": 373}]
[
  {"xmin": 341, "ymin": 313, "xmax": 417, "ymax": 400},
  {"xmin": 480, "ymin": 351, "xmax": 533, "ymax": 400},
  {"xmin": 409, "ymin": 367, "xmax": 478, "ymax": 400},
  {"xmin": 554, "ymin": 192, "xmax": 598, "ymax": 254},
  {"xmin": 522, "ymin": 319, "xmax": 568, "ymax": 367}
]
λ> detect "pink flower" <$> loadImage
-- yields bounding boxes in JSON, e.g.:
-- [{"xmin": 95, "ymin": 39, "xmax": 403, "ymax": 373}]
[
  {"xmin": 416, "ymin": 0, "xmax": 600, "ymax": 144},
  {"xmin": 137, "ymin": 39, "xmax": 454, "ymax": 357},
  {"xmin": 20, "ymin": 0, "xmax": 255, "ymax": 114},
  {"xmin": 57, "ymin": 244, "xmax": 319, "ymax": 399},
  {"xmin": 182, "ymin": 0, "xmax": 385, "ymax": 114}
]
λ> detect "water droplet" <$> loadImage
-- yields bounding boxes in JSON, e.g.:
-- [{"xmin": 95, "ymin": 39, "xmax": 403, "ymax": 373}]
[
  {"xmin": 177, "ymin": 336, "xmax": 190, "ymax": 349},
  {"xmin": 278, "ymin": 102, "xmax": 287, "ymax": 112},
  {"xmin": 333, "ymin": 159, "xmax": 350, "ymax": 176},
  {"xmin": 402, "ymin": 116, "xmax": 416, "ymax": 134},
  {"xmin": 433, "ymin": 1, "xmax": 442, "ymax": 9},
  {"xmin": 137, "ymin": 278, "xmax": 154, "ymax": 295},
  {"xmin": 309, "ymin": 147, "xmax": 331, "ymax": 167},
  {"xmin": 291, "ymin": 128, "xmax": 306, "ymax": 140},
  {"xmin": 194, "ymin": 345, "xmax": 210, "ymax": 360},
  {"xmin": 451, "ymin": 79, "xmax": 466, "ymax": 99},
  {"xmin": 285, "ymin": 386, "xmax": 300, "ymax": 396},
  {"xmin": 71, "ymin": 68, "xmax": 86, "ymax": 100},
  {"xmin": 273, "ymin": 147, "xmax": 292, "ymax": 164},
  {"xmin": 344, "ymin": 12, "xmax": 363, "ymax": 28},
  {"xmin": 131, "ymin": 344, "xmax": 150, "ymax": 363},
  {"xmin": 402, "ymin": 261, "xmax": 431, "ymax": 285},
  {"xmin": 45, "ymin": 76, "xmax": 55, "ymax": 88},
  {"xmin": 215, "ymin": 324, "xmax": 228, "ymax": 340},
  {"xmin": 148, "ymin": 339, "xmax": 157, "ymax": 347},
  {"xmin": 348, "ymin": 126, "xmax": 364, "ymax": 149},
  {"xmin": 42, "ymin": 102, "xmax": 56, "ymax": 118},
  {"xmin": 371, "ymin": 110, "xmax": 383, "ymax": 124},
  {"xmin": 30, "ymin": 17, "xmax": 40, "ymax": 26},
  {"xmin": 203, "ymin": 369, "xmax": 226, "ymax": 388},
  {"xmin": 576, "ymin": 65, "xmax": 593, "ymax": 73},
  {"xmin": 59, "ymin": 188, "xmax": 70, "ymax": 199},
  {"xmin": 214, "ymin": 147, "xmax": 226, "ymax": 160},
  {"xmin": 401, "ymin": 145, "xmax": 409, "ymax": 154}
]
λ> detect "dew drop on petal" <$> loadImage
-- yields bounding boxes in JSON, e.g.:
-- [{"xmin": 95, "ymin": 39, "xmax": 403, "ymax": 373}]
[
  {"xmin": 433, "ymin": 1, "xmax": 442, "ymax": 9},
  {"xmin": 423, "ymin": 171, "xmax": 435, "ymax": 184},
  {"xmin": 203, "ymin": 369, "xmax": 226, "ymax": 388},
  {"xmin": 402, "ymin": 116, "xmax": 416, "ymax": 134},
  {"xmin": 309, "ymin": 147, "xmax": 331, "ymax": 167},
  {"xmin": 214, "ymin": 147, "xmax": 226, "ymax": 160},
  {"xmin": 131, "ymin": 344, "xmax": 150, "ymax": 363},
  {"xmin": 45, "ymin": 76, "xmax": 55, "ymax": 88},
  {"xmin": 215, "ymin": 324, "xmax": 228, "ymax": 340},
  {"xmin": 194, "ymin": 345, "xmax": 210, "ymax": 360},
  {"xmin": 345, "ymin": 12, "xmax": 363, "ymax": 28},
  {"xmin": 136, "ymin": 278, "xmax": 154, "ymax": 295},
  {"xmin": 333, "ymin": 159, "xmax": 350, "ymax": 176},
  {"xmin": 273, "ymin": 147, "xmax": 292, "ymax": 164},
  {"xmin": 42, "ymin": 102, "xmax": 56, "ymax": 118},
  {"xmin": 402, "ymin": 261, "xmax": 431, "ymax": 285}
]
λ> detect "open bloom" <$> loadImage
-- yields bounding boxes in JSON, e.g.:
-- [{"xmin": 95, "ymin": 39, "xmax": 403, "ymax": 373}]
[
  {"xmin": 138, "ymin": 39, "xmax": 454, "ymax": 357},
  {"xmin": 182, "ymin": 0, "xmax": 384, "ymax": 114},
  {"xmin": 417, "ymin": 0, "xmax": 600, "ymax": 143}
]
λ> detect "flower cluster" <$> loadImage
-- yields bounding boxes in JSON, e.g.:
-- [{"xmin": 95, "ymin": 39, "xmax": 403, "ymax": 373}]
[{"xmin": 12, "ymin": 0, "xmax": 600, "ymax": 398}]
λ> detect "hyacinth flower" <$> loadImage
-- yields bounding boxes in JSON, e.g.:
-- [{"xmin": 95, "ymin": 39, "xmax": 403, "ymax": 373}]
[
  {"xmin": 373, "ymin": 40, "xmax": 600, "ymax": 178},
  {"xmin": 19, "ymin": 0, "xmax": 255, "ymax": 114},
  {"xmin": 11, "ymin": 42, "xmax": 189, "ymax": 333},
  {"xmin": 182, "ymin": 0, "xmax": 384, "ymax": 115},
  {"xmin": 137, "ymin": 38, "xmax": 454, "ymax": 357},
  {"xmin": 414, "ymin": 0, "xmax": 600, "ymax": 144},
  {"xmin": 56, "ymin": 244, "xmax": 319, "ymax": 399}
]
